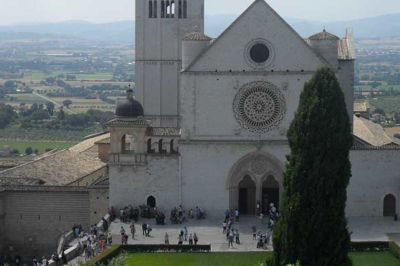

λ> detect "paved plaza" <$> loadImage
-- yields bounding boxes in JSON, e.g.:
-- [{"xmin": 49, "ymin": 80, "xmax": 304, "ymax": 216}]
[{"xmin": 109, "ymin": 216, "xmax": 400, "ymax": 252}]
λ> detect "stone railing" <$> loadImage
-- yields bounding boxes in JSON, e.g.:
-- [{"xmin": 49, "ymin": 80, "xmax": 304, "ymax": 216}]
[
  {"xmin": 108, "ymin": 153, "xmax": 148, "ymax": 166},
  {"xmin": 47, "ymin": 214, "xmax": 111, "ymax": 266}
]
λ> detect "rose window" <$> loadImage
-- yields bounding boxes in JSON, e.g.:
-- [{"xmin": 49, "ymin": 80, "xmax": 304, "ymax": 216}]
[{"xmin": 233, "ymin": 81, "xmax": 286, "ymax": 133}]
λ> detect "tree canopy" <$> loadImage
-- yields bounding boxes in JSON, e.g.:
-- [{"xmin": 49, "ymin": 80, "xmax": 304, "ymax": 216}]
[{"xmin": 271, "ymin": 68, "xmax": 353, "ymax": 266}]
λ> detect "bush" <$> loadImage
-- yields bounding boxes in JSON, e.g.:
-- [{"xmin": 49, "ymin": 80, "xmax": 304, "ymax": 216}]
[{"xmin": 389, "ymin": 241, "xmax": 400, "ymax": 259}]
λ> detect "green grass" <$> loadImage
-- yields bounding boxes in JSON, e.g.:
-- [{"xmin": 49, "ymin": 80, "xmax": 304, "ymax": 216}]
[
  {"xmin": 0, "ymin": 126, "xmax": 104, "ymax": 141},
  {"xmin": 123, "ymin": 252, "xmax": 400, "ymax": 266},
  {"xmin": 0, "ymin": 140, "xmax": 76, "ymax": 154},
  {"xmin": 351, "ymin": 252, "xmax": 400, "ymax": 266}
]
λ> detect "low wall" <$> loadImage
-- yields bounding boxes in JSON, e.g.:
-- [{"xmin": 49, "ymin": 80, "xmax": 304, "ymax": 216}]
[{"xmin": 47, "ymin": 214, "xmax": 111, "ymax": 266}]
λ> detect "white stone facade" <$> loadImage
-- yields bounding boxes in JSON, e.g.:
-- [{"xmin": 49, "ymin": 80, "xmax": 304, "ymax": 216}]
[{"xmin": 109, "ymin": 0, "xmax": 399, "ymax": 219}]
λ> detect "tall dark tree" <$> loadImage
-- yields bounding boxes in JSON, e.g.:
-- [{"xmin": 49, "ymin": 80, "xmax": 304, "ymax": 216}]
[
  {"xmin": 46, "ymin": 101, "xmax": 55, "ymax": 116},
  {"xmin": 270, "ymin": 68, "xmax": 353, "ymax": 266}
]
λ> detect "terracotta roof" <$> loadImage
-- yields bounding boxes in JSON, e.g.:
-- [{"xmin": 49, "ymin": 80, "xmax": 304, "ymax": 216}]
[
  {"xmin": 309, "ymin": 30, "xmax": 340, "ymax": 41},
  {"xmin": 0, "ymin": 133, "xmax": 109, "ymax": 186},
  {"xmin": 353, "ymin": 116, "xmax": 399, "ymax": 147},
  {"xmin": 183, "ymin": 32, "xmax": 212, "ymax": 41}
]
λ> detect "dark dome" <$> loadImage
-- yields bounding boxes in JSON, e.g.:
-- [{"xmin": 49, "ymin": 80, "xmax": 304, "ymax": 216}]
[{"xmin": 115, "ymin": 89, "xmax": 144, "ymax": 118}]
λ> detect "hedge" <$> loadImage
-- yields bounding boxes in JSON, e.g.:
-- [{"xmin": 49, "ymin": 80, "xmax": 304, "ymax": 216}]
[
  {"xmin": 83, "ymin": 244, "xmax": 211, "ymax": 265},
  {"xmin": 389, "ymin": 241, "xmax": 400, "ymax": 259}
]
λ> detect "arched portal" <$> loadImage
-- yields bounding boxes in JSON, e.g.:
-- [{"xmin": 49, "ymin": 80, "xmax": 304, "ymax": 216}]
[
  {"xmin": 262, "ymin": 175, "xmax": 279, "ymax": 213},
  {"xmin": 238, "ymin": 176, "xmax": 256, "ymax": 215},
  {"xmin": 227, "ymin": 152, "xmax": 284, "ymax": 214},
  {"xmin": 383, "ymin": 194, "xmax": 396, "ymax": 217},
  {"xmin": 147, "ymin": 196, "xmax": 156, "ymax": 208}
]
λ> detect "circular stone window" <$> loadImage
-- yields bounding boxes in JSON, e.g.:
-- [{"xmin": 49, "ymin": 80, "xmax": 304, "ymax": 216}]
[
  {"xmin": 233, "ymin": 81, "xmax": 286, "ymax": 133},
  {"xmin": 250, "ymin": 43, "xmax": 270, "ymax": 63},
  {"xmin": 245, "ymin": 39, "xmax": 274, "ymax": 68}
]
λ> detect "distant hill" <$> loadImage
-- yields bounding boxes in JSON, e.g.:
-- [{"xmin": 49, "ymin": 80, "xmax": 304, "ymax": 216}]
[
  {"xmin": 0, "ymin": 21, "xmax": 135, "ymax": 44},
  {"xmin": 1, "ymin": 13, "xmax": 400, "ymax": 44}
]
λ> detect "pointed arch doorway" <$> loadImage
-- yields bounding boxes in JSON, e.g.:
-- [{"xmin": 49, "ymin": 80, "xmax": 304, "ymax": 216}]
[
  {"xmin": 262, "ymin": 175, "xmax": 279, "ymax": 213},
  {"xmin": 238, "ymin": 176, "xmax": 256, "ymax": 215},
  {"xmin": 227, "ymin": 152, "xmax": 284, "ymax": 215}
]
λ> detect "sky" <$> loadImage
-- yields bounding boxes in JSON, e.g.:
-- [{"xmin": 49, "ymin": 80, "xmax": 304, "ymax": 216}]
[{"xmin": 0, "ymin": 0, "xmax": 400, "ymax": 26}]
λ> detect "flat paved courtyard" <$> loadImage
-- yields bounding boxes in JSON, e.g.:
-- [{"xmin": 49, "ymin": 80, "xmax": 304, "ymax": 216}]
[{"xmin": 110, "ymin": 216, "xmax": 400, "ymax": 251}]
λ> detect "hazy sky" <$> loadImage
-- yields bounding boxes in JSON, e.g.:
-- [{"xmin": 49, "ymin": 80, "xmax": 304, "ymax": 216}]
[{"xmin": 0, "ymin": 0, "xmax": 400, "ymax": 25}]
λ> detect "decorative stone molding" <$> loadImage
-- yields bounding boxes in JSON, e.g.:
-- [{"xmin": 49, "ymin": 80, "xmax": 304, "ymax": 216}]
[
  {"xmin": 233, "ymin": 81, "xmax": 286, "ymax": 133},
  {"xmin": 244, "ymin": 38, "xmax": 275, "ymax": 69}
]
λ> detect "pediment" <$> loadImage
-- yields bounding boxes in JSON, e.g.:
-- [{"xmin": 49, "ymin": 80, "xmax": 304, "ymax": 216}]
[{"xmin": 186, "ymin": 0, "xmax": 326, "ymax": 72}]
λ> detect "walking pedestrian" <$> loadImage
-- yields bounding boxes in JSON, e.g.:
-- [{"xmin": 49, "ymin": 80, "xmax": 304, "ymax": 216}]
[
  {"xmin": 235, "ymin": 229, "xmax": 240, "ymax": 244},
  {"xmin": 188, "ymin": 233, "xmax": 193, "ymax": 245},
  {"xmin": 183, "ymin": 226, "xmax": 188, "ymax": 241},
  {"xmin": 130, "ymin": 223, "xmax": 136, "ymax": 239},
  {"xmin": 228, "ymin": 230, "xmax": 234, "ymax": 248},
  {"xmin": 178, "ymin": 234, "xmax": 183, "ymax": 245},
  {"xmin": 194, "ymin": 233, "xmax": 198, "ymax": 245},
  {"xmin": 165, "ymin": 232, "xmax": 169, "ymax": 245},
  {"xmin": 252, "ymin": 226, "xmax": 257, "ymax": 240},
  {"xmin": 235, "ymin": 209, "xmax": 240, "ymax": 222},
  {"xmin": 61, "ymin": 250, "xmax": 67, "ymax": 265},
  {"xmin": 222, "ymin": 221, "xmax": 227, "ymax": 233},
  {"xmin": 142, "ymin": 223, "xmax": 147, "ymax": 236}
]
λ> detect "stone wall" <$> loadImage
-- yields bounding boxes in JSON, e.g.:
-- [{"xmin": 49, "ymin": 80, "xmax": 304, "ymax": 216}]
[
  {"xmin": 89, "ymin": 187, "xmax": 109, "ymax": 225},
  {"xmin": 180, "ymin": 73, "xmax": 314, "ymax": 141},
  {"xmin": 348, "ymin": 149, "xmax": 400, "ymax": 217},
  {"xmin": 180, "ymin": 142, "xmax": 289, "ymax": 217},
  {"xmin": 2, "ymin": 188, "xmax": 90, "ymax": 258},
  {"xmin": 109, "ymin": 155, "xmax": 180, "ymax": 212}
]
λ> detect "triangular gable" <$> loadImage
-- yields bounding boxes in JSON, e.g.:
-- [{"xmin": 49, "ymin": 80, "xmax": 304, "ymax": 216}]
[{"xmin": 185, "ymin": 0, "xmax": 327, "ymax": 72}]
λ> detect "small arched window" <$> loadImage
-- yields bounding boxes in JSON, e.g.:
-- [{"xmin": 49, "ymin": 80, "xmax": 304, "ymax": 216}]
[
  {"xmin": 161, "ymin": 0, "xmax": 165, "ymax": 18},
  {"xmin": 183, "ymin": 0, "xmax": 187, "ymax": 18},
  {"xmin": 149, "ymin": 1, "xmax": 153, "ymax": 18},
  {"xmin": 147, "ymin": 139, "xmax": 155, "ymax": 154},
  {"xmin": 178, "ymin": 0, "xmax": 182, "ymax": 18},
  {"xmin": 121, "ymin": 134, "xmax": 135, "ymax": 154},
  {"xmin": 170, "ymin": 139, "xmax": 176, "ymax": 154},
  {"xmin": 384, "ymin": 194, "xmax": 396, "ymax": 217},
  {"xmin": 158, "ymin": 139, "xmax": 166, "ymax": 154},
  {"xmin": 147, "ymin": 196, "xmax": 156, "ymax": 208},
  {"xmin": 153, "ymin": 0, "xmax": 158, "ymax": 18}
]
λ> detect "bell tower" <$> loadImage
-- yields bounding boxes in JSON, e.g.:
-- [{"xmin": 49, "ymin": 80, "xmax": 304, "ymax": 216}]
[{"xmin": 135, "ymin": 0, "xmax": 205, "ymax": 127}]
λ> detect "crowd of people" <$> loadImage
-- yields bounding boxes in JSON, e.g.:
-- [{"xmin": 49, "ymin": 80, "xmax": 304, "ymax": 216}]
[
  {"xmin": 175, "ymin": 226, "xmax": 199, "ymax": 246},
  {"xmin": 170, "ymin": 205, "xmax": 206, "ymax": 224}
]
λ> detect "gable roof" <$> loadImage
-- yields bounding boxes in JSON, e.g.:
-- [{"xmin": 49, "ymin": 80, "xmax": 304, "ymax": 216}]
[
  {"xmin": 0, "ymin": 133, "xmax": 109, "ymax": 186},
  {"xmin": 184, "ymin": 0, "xmax": 327, "ymax": 71},
  {"xmin": 353, "ymin": 115, "xmax": 399, "ymax": 147}
]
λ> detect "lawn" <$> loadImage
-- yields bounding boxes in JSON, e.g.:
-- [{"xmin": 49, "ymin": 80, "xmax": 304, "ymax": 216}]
[
  {"xmin": 124, "ymin": 252, "xmax": 400, "ymax": 266},
  {"xmin": 0, "ymin": 140, "xmax": 76, "ymax": 154}
]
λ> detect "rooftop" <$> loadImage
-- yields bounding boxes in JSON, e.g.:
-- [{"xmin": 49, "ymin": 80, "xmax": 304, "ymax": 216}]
[
  {"xmin": 353, "ymin": 116, "xmax": 399, "ymax": 147},
  {"xmin": 0, "ymin": 133, "xmax": 109, "ymax": 186}
]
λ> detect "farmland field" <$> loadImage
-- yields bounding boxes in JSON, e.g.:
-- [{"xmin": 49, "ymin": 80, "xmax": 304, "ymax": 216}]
[
  {"xmin": 0, "ymin": 140, "xmax": 76, "ymax": 154},
  {"xmin": 49, "ymin": 96, "xmax": 115, "ymax": 112}
]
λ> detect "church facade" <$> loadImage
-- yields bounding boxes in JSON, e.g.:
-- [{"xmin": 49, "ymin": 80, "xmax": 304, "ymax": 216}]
[{"xmin": 108, "ymin": 0, "xmax": 400, "ymax": 218}]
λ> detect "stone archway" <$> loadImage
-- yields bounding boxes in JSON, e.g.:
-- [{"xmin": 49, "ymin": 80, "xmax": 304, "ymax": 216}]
[
  {"xmin": 262, "ymin": 175, "xmax": 280, "ymax": 213},
  {"xmin": 238, "ymin": 176, "xmax": 256, "ymax": 215},
  {"xmin": 383, "ymin": 194, "xmax": 396, "ymax": 217},
  {"xmin": 227, "ymin": 152, "xmax": 284, "ymax": 214}
]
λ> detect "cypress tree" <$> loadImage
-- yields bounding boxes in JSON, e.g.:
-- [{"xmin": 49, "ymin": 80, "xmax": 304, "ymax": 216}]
[{"xmin": 270, "ymin": 68, "xmax": 353, "ymax": 266}]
